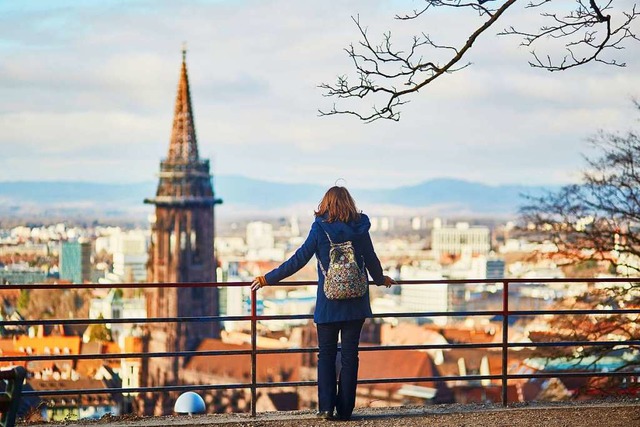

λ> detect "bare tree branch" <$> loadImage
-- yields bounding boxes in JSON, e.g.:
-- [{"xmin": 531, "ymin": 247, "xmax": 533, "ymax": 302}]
[
  {"xmin": 320, "ymin": 0, "xmax": 640, "ymax": 122},
  {"xmin": 520, "ymin": 102, "xmax": 640, "ymax": 275},
  {"xmin": 319, "ymin": 0, "xmax": 518, "ymax": 122},
  {"xmin": 502, "ymin": 0, "xmax": 640, "ymax": 71}
]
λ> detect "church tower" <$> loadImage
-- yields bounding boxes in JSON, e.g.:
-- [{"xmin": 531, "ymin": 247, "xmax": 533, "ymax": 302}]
[{"xmin": 144, "ymin": 49, "xmax": 222, "ymax": 394}]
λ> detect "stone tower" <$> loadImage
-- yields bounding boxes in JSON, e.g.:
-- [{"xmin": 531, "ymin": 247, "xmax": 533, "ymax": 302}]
[{"xmin": 143, "ymin": 49, "xmax": 222, "ymax": 396}]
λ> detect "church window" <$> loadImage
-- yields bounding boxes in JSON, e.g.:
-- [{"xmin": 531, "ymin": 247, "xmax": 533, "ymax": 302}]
[
  {"xmin": 169, "ymin": 231, "xmax": 175, "ymax": 264},
  {"xmin": 180, "ymin": 231, "xmax": 187, "ymax": 250},
  {"xmin": 191, "ymin": 230, "xmax": 202, "ymax": 264}
]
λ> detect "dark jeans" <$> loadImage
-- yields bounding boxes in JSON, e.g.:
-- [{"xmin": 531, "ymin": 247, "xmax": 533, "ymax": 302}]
[{"xmin": 316, "ymin": 318, "xmax": 365, "ymax": 418}]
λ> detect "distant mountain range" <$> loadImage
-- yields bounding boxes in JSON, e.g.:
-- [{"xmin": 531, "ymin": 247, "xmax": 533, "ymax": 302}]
[{"xmin": 0, "ymin": 176, "xmax": 557, "ymax": 220}]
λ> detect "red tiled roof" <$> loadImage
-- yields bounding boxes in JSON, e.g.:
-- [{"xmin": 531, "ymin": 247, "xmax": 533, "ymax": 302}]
[
  {"xmin": 0, "ymin": 350, "xmax": 27, "ymax": 368},
  {"xmin": 184, "ymin": 339, "xmax": 302, "ymax": 383},
  {"xmin": 440, "ymin": 328, "xmax": 498, "ymax": 344},
  {"xmin": 380, "ymin": 323, "xmax": 448, "ymax": 346},
  {"xmin": 75, "ymin": 359, "xmax": 105, "ymax": 378},
  {"xmin": 0, "ymin": 339, "xmax": 15, "ymax": 353},
  {"xmin": 13, "ymin": 335, "xmax": 81, "ymax": 355},
  {"xmin": 358, "ymin": 348, "xmax": 437, "ymax": 391},
  {"xmin": 27, "ymin": 378, "xmax": 118, "ymax": 406}
]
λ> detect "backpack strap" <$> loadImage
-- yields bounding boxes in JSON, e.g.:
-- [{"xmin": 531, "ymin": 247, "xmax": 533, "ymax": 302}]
[
  {"xmin": 318, "ymin": 259, "xmax": 327, "ymax": 278},
  {"xmin": 316, "ymin": 222, "xmax": 333, "ymax": 277},
  {"xmin": 317, "ymin": 222, "xmax": 335, "ymax": 245}
]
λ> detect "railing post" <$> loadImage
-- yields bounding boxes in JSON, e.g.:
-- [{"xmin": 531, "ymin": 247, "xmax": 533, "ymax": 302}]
[
  {"xmin": 0, "ymin": 366, "xmax": 26, "ymax": 427},
  {"xmin": 250, "ymin": 287, "xmax": 257, "ymax": 417},
  {"xmin": 501, "ymin": 280, "xmax": 509, "ymax": 407}
]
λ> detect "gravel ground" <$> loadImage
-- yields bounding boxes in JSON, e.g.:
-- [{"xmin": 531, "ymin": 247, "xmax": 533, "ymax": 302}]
[{"xmin": 22, "ymin": 401, "xmax": 640, "ymax": 427}]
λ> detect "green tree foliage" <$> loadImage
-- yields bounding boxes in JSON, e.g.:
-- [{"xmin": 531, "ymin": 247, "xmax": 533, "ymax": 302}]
[
  {"xmin": 17, "ymin": 289, "xmax": 30, "ymax": 311},
  {"xmin": 87, "ymin": 314, "xmax": 112, "ymax": 343}
]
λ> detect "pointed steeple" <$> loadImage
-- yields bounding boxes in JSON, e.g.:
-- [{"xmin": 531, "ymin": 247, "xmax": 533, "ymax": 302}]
[
  {"xmin": 168, "ymin": 47, "xmax": 199, "ymax": 162},
  {"xmin": 145, "ymin": 48, "xmax": 222, "ymax": 207}
]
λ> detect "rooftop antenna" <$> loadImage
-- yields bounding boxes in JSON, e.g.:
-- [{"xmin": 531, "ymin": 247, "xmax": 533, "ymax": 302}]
[{"xmin": 181, "ymin": 41, "xmax": 187, "ymax": 62}]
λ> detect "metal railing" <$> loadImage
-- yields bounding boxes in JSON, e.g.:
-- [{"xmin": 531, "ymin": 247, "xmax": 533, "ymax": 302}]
[{"xmin": 1, "ymin": 278, "xmax": 639, "ymax": 418}]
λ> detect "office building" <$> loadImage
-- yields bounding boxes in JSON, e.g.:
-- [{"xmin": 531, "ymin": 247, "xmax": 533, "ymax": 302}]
[{"xmin": 59, "ymin": 241, "xmax": 91, "ymax": 284}]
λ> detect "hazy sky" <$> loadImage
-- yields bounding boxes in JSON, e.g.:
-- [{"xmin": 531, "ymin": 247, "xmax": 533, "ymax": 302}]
[{"xmin": 1, "ymin": 0, "xmax": 639, "ymax": 189}]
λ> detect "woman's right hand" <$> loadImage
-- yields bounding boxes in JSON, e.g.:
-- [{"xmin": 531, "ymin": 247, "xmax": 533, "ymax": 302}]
[{"xmin": 250, "ymin": 276, "xmax": 267, "ymax": 291}]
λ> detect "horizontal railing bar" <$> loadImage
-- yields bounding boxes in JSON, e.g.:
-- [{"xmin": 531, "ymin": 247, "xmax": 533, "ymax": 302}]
[
  {"xmin": 6, "ymin": 277, "xmax": 638, "ymax": 292},
  {"xmin": 7, "ymin": 311, "xmax": 486, "ymax": 327},
  {"xmin": 256, "ymin": 340, "xmax": 640, "ymax": 354},
  {"xmin": 508, "ymin": 371, "xmax": 640, "ymax": 380},
  {"xmin": 252, "ymin": 314, "xmax": 314, "ymax": 321},
  {"xmin": 2, "ymin": 343, "xmax": 503, "ymax": 362},
  {"xmin": 357, "ymin": 374, "xmax": 503, "ymax": 385},
  {"xmin": 254, "ymin": 380, "xmax": 316, "ymax": 388},
  {"xmin": 518, "ymin": 340, "xmax": 640, "ymax": 348},
  {"xmin": 23, "ymin": 369, "xmax": 640, "ymax": 398},
  {"xmin": 20, "ymin": 375, "xmax": 505, "ymax": 396},
  {"xmin": 371, "ymin": 309, "xmax": 639, "ymax": 319},
  {"xmin": 22, "ymin": 382, "xmax": 253, "ymax": 397},
  {"xmin": 502, "ymin": 309, "xmax": 640, "ymax": 316},
  {"xmin": 371, "ymin": 310, "xmax": 504, "ymax": 318},
  {"xmin": 3, "ymin": 315, "xmax": 251, "ymax": 327},
  {"xmin": 3, "ymin": 281, "xmax": 251, "ymax": 290},
  {"xmin": 255, "ymin": 310, "xmax": 640, "ymax": 321},
  {"xmin": 253, "ymin": 347, "xmax": 319, "ymax": 355},
  {"xmin": 7, "ymin": 308, "xmax": 639, "ymax": 328},
  {"xmin": 357, "ymin": 343, "xmax": 503, "ymax": 352},
  {"xmin": 6, "ymin": 339, "xmax": 639, "ymax": 363},
  {"xmin": 253, "ymin": 343, "xmax": 504, "ymax": 355},
  {"xmin": 1, "ymin": 349, "xmax": 255, "ymax": 362},
  {"xmin": 383, "ymin": 278, "xmax": 640, "ymax": 285},
  {"xmin": 219, "ymin": 374, "xmax": 503, "ymax": 389}
]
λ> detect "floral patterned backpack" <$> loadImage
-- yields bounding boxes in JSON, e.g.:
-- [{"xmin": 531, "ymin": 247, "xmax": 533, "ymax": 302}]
[{"xmin": 318, "ymin": 228, "xmax": 368, "ymax": 300}]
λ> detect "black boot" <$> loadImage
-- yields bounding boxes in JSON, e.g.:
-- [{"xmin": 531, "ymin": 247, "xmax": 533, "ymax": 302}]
[{"xmin": 316, "ymin": 410, "xmax": 334, "ymax": 420}]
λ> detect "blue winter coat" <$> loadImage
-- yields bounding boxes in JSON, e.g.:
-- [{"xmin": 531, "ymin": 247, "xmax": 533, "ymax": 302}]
[{"xmin": 264, "ymin": 213, "xmax": 385, "ymax": 324}]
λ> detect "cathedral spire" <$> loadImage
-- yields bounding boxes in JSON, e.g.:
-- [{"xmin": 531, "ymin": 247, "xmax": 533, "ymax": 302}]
[{"xmin": 168, "ymin": 47, "xmax": 199, "ymax": 162}]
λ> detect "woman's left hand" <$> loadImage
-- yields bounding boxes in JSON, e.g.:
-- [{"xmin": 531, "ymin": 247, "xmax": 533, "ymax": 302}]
[{"xmin": 383, "ymin": 275, "xmax": 397, "ymax": 288}]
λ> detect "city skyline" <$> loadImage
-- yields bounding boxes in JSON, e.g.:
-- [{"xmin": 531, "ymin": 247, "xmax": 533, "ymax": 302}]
[{"xmin": 1, "ymin": 0, "xmax": 639, "ymax": 189}]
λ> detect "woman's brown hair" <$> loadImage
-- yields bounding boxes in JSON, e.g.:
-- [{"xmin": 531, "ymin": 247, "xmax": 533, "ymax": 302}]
[{"xmin": 315, "ymin": 186, "xmax": 361, "ymax": 223}]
